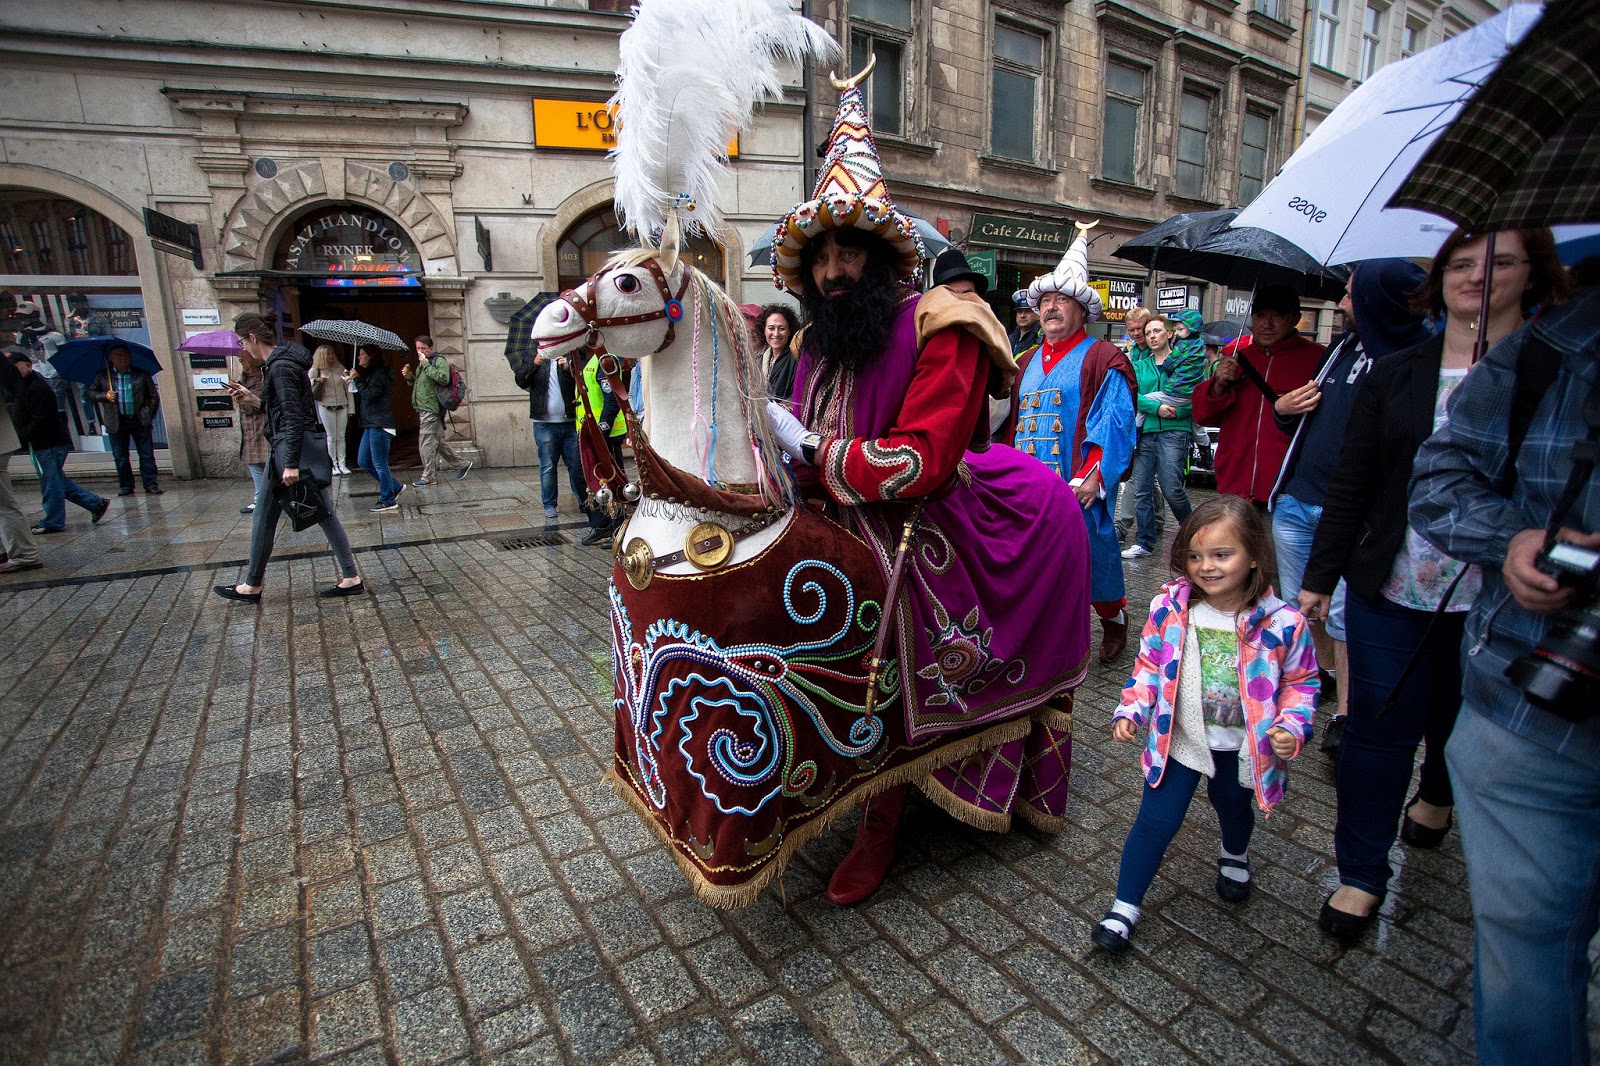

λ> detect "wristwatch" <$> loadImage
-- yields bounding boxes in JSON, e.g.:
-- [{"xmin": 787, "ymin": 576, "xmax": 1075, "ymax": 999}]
[{"xmin": 800, "ymin": 432, "xmax": 821, "ymax": 465}]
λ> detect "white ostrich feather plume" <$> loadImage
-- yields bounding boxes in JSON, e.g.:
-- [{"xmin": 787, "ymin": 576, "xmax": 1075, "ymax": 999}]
[{"xmin": 611, "ymin": 0, "xmax": 837, "ymax": 243}]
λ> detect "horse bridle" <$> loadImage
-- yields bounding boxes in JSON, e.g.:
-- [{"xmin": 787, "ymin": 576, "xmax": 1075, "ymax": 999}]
[{"xmin": 543, "ymin": 257, "xmax": 690, "ymax": 357}]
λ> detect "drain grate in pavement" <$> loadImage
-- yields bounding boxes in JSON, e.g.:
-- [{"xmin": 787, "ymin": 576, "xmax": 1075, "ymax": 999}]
[{"xmin": 497, "ymin": 530, "xmax": 566, "ymax": 550}]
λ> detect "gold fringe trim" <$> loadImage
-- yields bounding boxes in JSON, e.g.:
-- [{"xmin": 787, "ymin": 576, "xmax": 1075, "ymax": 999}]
[
  {"xmin": 916, "ymin": 774, "xmax": 1015, "ymax": 833},
  {"xmin": 1014, "ymin": 805, "xmax": 1065, "ymax": 834},
  {"xmin": 604, "ymin": 715, "xmax": 1032, "ymax": 910}
]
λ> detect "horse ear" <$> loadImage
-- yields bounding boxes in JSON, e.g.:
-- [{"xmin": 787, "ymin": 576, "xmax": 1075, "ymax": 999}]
[{"xmin": 658, "ymin": 213, "xmax": 681, "ymax": 274}]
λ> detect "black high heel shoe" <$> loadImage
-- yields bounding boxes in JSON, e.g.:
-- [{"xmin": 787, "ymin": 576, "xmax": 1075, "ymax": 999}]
[{"xmin": 1400, "ymin": 793, "xmax": 1453, "ymax": 848}]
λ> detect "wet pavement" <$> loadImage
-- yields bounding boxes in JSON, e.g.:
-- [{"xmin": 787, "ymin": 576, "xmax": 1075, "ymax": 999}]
[{"xmin": 0, "ymin": 473, "xmax": 1558, "ymax": 1064}]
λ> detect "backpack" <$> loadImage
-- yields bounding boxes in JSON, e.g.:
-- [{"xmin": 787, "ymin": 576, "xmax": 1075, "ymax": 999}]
[{"xmin": 434, "ymin": 359, "xmax": 466, "ymax": 412}]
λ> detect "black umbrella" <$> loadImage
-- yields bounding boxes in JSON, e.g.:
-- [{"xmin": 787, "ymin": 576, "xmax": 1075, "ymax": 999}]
[
  {"xmin": 1115, "ymin": 208, "xmax": 1350, "ymax": 302},
  {"xmin": 503, "ymin": 294, "xmax": 559, "ymax": 379}
]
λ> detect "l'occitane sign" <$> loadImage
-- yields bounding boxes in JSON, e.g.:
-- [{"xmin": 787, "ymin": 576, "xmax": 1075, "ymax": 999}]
[{"xmin": 532, "ymin": 99, "xmax": 738, "ymax": 155}]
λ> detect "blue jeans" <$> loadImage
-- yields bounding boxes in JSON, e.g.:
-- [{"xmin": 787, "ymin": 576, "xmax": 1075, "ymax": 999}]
[
  {"xmin": 1447, "ymin": 706, "xmax": 1600, "ymax": 1066},
  {"xmin": 31, "ymin": 445, "xmax": 105, "ymax": 531},
  {"xmin": 1131, "ymin": 429, "xmax": 1193, "ymax": 550},
  {"xmin": 357, "ymin": 428, "xmax": 402, "ymax": 505},
  {"xmin": 110, "ymin": 422, "xmax": 159, "ymax": 491},
  {"xmin": 1271, "ymin": 493, "xmax": 1347, "ymax": 640},
  {"xmin": 1335, "ymin": 591, "xmax": 1463, "ymax": 894},
  {"xmin": 1114, "ymin": 750, "xmax": 1255, "ymax": 905},
  {"xmin": 247, "ymin": 462, "xmax": 267, "ymax": 499},
  {"xmin": 533, "ymin": 420, "xmax": 585, "ymax": 517}
]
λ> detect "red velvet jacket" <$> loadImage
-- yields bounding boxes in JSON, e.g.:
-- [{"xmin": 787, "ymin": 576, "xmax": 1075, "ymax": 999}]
[{"xmin": 1190, "ymin": 334, "xmax": 1323, "ymax": 503}]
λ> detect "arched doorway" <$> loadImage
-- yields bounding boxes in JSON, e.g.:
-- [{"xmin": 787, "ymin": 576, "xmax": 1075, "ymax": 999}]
[
  {"xmin": 0, "ymin": 188, "xmax": 172, "ymax": 458},
  {"xmin": 557, "ymin": 206, "xmax": 725, "ymax": 291},
  {"xmin": 269, "ymin": 205, "xmax": 429, "ymax": 467}
]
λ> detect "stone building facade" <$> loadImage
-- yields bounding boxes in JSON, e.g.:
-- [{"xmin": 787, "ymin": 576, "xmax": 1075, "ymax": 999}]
[
  {"xmin": 806, "ymin": 0, "xmax": 1309, "ymax": 334},
  {"xmin": 0, "ymin": 0, "xmax": 812, "ymax": 478}
]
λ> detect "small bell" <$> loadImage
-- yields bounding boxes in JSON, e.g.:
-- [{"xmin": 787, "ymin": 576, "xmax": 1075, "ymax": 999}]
[
  {"xmin": 595, "ymin": 485, "xmax": 613, "ymax": 510},
  {"xmin": 622, "ymin": 482, "xmax": 641, "ymax": 503},
  {"xmin": 1051, "ymin": 440, "xmax": 1060, "ymax": 456},
  {"xmin": 1026, "ymin": 418, "xmax": 1036, "ymax": 433},
  {"xmin": 1053, "ymin": 419, "xmax": 1063, "ymax": 433}
]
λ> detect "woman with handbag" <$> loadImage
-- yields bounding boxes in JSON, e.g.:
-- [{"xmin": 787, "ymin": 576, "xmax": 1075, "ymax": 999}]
[
  {"xmin": 310, "ymin": 345, "xmax": 351, "ymax": 475},
  {"xmin": 215, "ymin": 312, "xmax": 363, "ymax": 603}
]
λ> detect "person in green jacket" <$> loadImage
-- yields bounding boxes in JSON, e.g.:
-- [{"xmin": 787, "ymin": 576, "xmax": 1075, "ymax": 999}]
[
  {"xmin": 1122, "ymin": 312, "xmax": 1206, "ymax": 558},
  {"xmin": 400, "ymin": 334, "xmax": 471, "ymax": 486},
  {"xmin": 1115, "ymin": 307, "xmax": 1155, "ymax": 543},
  {"xmin": 575, "ymin": 351, "xmax": 629, "ymax": 547}
]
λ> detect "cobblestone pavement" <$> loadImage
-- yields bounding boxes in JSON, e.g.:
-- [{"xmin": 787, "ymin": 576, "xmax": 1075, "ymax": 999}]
[{"xmin": 0, "ymin": 477, "xmax": 1559, "ymax": 1065}]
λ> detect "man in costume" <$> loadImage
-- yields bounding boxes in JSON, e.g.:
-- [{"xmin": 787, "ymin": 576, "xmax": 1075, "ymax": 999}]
[
  {"xmin": 766, "ymin": 72, "xmax": 1094, "ymax": 905},
  {"xmin": 1002, "ymin": 232, "xmax": 1139, "ymax": 663}
]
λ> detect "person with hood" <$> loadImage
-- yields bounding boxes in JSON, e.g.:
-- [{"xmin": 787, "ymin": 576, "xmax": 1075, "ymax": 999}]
[
  {"xmin": 1268, "ymin": 260, "xmax": 1433, "ymax": 754},
  {"xmin": 215, "ymin": 313, "xmax": 362, "ymax": 603},
  {"xmin": 1122, "ymin": 309, "xmax": 1208, "ymax": 559}
]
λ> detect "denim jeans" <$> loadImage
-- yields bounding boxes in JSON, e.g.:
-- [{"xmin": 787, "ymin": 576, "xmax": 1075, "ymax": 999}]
[
  {"xmin": 1447, "ymin": 706, "xmax": 1600, "ymax": 1066},
  {"xmin": 1113, "ymin": 750, "xmax": 1254, "ymax": 905},
  {"xmin": 1334, "ymin": 591, "xmax": 1464, "ymax": 894},
  {"xmin": 109, "ymin": 422, "xmax": 159, "ymax": 491},
  {"xmin": 31, "ymin": 445, "xmax": 105, "ymax": 531},
  {"xmin": 357, "ymin": 428, "xmax": 402, "ymax": 505},
  {"xmin": 247, "ymin": 462, "xmax": 267, "ymax": 500},
  {"xmin": 1131, "ymin": 429, "xmax": 1193, "ymax": 550},
  {"xmin": 1271, "ymin": 493, "xmax": 1347, "ymax": 640},
  {"xmin": 532, "ymin": 420, "xmax": 585, "ymax": 516},
  {"xmin": 245, "ymin": 471, "xmax": 358, "ymax": 587}
]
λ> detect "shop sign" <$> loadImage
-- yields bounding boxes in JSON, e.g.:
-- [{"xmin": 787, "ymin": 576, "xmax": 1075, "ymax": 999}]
[
  {"xmin": 143, "ymin": 208, "xmax": 203, "ymax": 268},
  {"xmin": 197, "ymin": 395, "xmax": 234, "ymax": 411},
  {"xmin": 533, "ymin": 99, "xmax": 738, "ymax": 155},
  {"xmin": 202, "ymin": 416, "xmax": 234, "ymax": 429},
  {"xmin": 279, "ymin": 207, "xmax": 420, "ymax": 277},
  {"xmin": 1091, "ymin": 277, "xmax": 1142, "ymax": 323},
  {"xmin": 187, "ymin": 355, "xmax": 227, "ymax": 369},
  {"xmin": 104, "ymin": 308, "xmax": 144, "ymax": 330},
  {"xmin": 970, "ymin": 213, "xmax": 1070, "ymax": 253},
  {"xmin": 1224, "ymin": 289, "xmax": 1254, "ymax": 318},
  {"xmin": 192, "ymin": 371, "xmax": 229, "ymax": 391},
  {"xmin": 966, "ymin": 249, "xmax": 998, "ymax": 289},
  {"xmin": 181, "ymin": 308, "xmax": 221, "ymax": 326},
  {"xmin": 1156, "ymin": 284, "xmax": 1189, "ymax": 311}
]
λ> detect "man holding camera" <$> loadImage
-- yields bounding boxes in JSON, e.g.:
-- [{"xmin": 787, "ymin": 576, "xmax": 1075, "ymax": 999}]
[{"xmin": 1409, "ymin": 282, "xmax": 1600, "ymax": 1066}]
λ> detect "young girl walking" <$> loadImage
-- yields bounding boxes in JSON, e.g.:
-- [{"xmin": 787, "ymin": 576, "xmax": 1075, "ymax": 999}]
[{"xmin": 1092, "ymin": 495, "xmax": 1319, "ymax": 954}]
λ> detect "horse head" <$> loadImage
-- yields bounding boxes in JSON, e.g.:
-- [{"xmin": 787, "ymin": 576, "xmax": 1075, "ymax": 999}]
[{"xmin": 532, "ymin": 250, "xmax": 689, "ymax": 363}]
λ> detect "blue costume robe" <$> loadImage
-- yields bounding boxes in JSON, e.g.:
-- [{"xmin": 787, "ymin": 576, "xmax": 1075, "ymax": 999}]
[{"xmin": 1015, "ymin": 335, "xmax": 1138, "ymax": 604}]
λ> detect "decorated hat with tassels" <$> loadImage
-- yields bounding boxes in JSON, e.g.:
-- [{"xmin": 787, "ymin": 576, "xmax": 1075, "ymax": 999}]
[
  {"xmin": 1026, "ymin": 219, "xmax": 1104, "ymax": 320},
  {"xmin": 772, "ymin": 57, "xmax": 926, "ymax": 294}
]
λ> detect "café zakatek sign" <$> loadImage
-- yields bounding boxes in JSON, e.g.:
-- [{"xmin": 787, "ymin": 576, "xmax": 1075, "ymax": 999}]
[
  {"xmin": 970, "ymin": 213, "xmax": 1071, "ymax": 253},
  {"xmin": 279, "ymin": 208, "xmax": 420, "ymax": 275}
]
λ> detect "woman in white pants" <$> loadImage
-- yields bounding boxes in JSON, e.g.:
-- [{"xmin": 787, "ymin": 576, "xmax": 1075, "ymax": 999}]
[{"xmin": 310, "ymin": 345, "xmax": 351, "ymax": 475}]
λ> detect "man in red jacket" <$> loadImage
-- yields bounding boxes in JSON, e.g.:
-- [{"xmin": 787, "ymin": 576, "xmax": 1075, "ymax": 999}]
[{"xmin": 1191, "ymin": 285, "xmax": 1323, "ymax": 507}]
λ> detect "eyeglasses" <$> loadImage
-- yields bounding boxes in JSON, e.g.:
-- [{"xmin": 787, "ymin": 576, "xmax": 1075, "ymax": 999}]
[{"xmin": 1442, "ymin": 255, "xmax": 1529, "ymax": 276}]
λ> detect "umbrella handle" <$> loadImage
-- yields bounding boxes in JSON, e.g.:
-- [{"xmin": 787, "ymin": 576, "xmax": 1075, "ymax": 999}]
[{"xmin": 1472, "ymin": 231, "xmax": 1497, "ymax": 364}]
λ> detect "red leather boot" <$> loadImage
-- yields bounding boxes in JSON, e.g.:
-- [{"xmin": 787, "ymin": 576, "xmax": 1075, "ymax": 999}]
[{"xmin": 827, "ymin": 785, "xmax": 908, "ymax": 905}]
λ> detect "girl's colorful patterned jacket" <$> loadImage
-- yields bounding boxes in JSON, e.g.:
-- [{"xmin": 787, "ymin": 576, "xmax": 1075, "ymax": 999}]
[{"xmin": 1113, "ymin": 578, "xmax": 1319, "ymax": 813}]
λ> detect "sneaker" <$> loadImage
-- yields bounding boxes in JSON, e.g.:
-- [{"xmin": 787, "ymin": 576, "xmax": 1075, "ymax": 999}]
[
  {"xmin": 0, "ymin": 559, "xmax": 43, "ymax": 575},
  {"xmin": 393, "ymin": 484, "xmax": 407, "ymax": 504},
  {"xmin": 455, "ymin": 461, "xmax": 473, "ymax": 481},
  {"xmin": 544, "ymin": 508, "xmax": 559, "ymax": 520},
  {"xmin": 240, "ymin": 504, "xmax": 255, "ymax": 514},
  {"xmin": 413, "ymin": 478, "xmax": 435, "ymax": 487},
  {"xmin": 370, "ymin": 501, "xmax": 399, "ymax": 513},
  {"xmin": 1121, "ymin": 544, "xmax": 1152, "ymax": 559},
  {"xmin": 145, "ymin": 486, "xmax": 164, "ymax": 495},
  {"xmin": 117, "ymin": 488, "xmax": 135, "ymax": 497},
  {"xmin": 91, "ymin": 499, "xmax": 110, "ymax": 525}
]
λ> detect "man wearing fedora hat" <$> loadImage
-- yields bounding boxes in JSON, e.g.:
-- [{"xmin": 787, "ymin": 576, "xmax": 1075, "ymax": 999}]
[{"xmin": 929, "ymin": 248, "xmax": 989, "ymax": 296}]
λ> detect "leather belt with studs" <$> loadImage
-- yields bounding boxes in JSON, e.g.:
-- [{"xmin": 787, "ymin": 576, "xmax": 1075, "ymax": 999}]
[{"xmin": 619, "ymin": 510, "xmax": 786, "ymax": 590}]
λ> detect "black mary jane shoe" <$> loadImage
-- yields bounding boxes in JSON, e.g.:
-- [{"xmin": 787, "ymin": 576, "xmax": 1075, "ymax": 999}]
[
  {"xmin": 213, "ymin": 585, "xmax": 262, "ymax": 604},
  {"xmin": 319, "ymin": 582, "xmax": 367, "ymax": 598},
  {"xmin": 1216, "ymin": 857, "xmax": 1252, "ymax": 903},
  {"xmin": 1318, "ymin": 891, "xmax": 1383, "ymax": 943},
  {"xmin": 1400, "ymin": 793, "xmax": 1453, "ymax": 849},
  {"xmin": 1090, "ymin": 912, "xmax": 1134, "ymax": 955}
]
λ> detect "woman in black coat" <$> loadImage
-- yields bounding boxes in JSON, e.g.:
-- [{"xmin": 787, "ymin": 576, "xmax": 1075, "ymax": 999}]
[
  {"xmin": 1302, "ymin": 226, "xmax": 1572, "ymax": 940},
  {"xmin": 215, "ymin": 312, "xmax": 363, "ymax": 602},
  {"xmin": 347, "ymin": 346, "xmax": 403, "ymax": 511}
]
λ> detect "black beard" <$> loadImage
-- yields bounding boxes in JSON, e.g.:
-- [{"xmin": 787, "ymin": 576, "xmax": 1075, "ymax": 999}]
[{"xmin": 799, "ymin": 259, "xmax": 904, "ymax": 373}]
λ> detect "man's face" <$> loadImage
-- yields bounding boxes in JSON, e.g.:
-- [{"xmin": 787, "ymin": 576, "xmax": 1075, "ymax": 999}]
[
  {"xmin": 1015, "ymin": 308, "xmax": 1038, "ymax": 331},
  {"xmin": 1125, "ymin": 319, "xmax": 1147, "ymax": 347},
  {"xmin": 1250, "ymin": 307, "xmax": 1297, "ymax": 348},
  {"xmin": 109, "ymin": 348, "xmax": 131, "ymax": 372},
  {"xmin": 809, "ymin": 234, "xmax": 868, "ymax": 298},
  {"xmin": 1037, "ymin": 291, "xmax": 1086, "ymax": 343},
  {"xmin": 415, "ymin": 339, "xmax": 433, "ymax": 357}
]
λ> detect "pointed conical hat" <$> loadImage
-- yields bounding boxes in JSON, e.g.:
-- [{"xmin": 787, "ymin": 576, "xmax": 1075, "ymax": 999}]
[
  {"xmin": 771, "ymin": 77, "xmax": 925, "ymax": 294},
  {"xmin": 1027, "ymin": 224, "xmax": 1103, "ymax": 320}
]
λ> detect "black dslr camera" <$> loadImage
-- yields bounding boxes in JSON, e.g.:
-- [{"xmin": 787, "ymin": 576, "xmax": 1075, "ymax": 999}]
[{"xmin": 1506, "ymin": 539, "xmax": 1600, "ymax": 720}]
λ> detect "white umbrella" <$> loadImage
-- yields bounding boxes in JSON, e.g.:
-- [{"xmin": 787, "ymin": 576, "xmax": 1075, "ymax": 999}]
[{"xmin": 1231, "ymin": 4, "xmax": 1545, "ymax": 266}]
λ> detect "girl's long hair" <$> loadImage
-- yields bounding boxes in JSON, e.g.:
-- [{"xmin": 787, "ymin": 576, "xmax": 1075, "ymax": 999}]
[{"xmin": 1168, "ymin": 495, "xmax": 1277, "ymax": 607}]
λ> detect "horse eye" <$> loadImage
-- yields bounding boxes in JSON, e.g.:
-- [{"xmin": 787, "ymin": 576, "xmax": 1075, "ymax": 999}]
[{"xmin": 615, "ymin": 274, "xmax": 641, "ymax": 294}]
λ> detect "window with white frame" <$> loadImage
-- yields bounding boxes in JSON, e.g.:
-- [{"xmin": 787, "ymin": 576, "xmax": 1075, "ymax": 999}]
[
  {"xmin": 1176, "ymin": 89, "xmax": 1213, "ymax": 199},
  {"xmin": 850, "ymin": 0, "xmax": 914, "ymax": 137},
  {"xmin": 1238, "ymin": 109, "xmax": 1273, "ymax": 205},
  {"xmin": 1313, "ymin": 0, "xmax": 1341, "ymax": 70},
  {"xmin": 991, "ymin": 20, "xmax": 1046, "ymax": 161},
  {"xmin": 1101, "ymin": 61, "xmax": 1146, "ymax": 184},
  {"xmin": 1359, "ymin": 4, "xmax": 1385, "ymax": 81}
]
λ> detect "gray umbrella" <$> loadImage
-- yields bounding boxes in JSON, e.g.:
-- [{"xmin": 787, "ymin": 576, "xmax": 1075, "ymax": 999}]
[
  {"xmin": 745, "ymin": 214, "xmax": 953, "ymax": 267},
  {"xmin": 300, "ymin": 320, "xmax": 408, "ymax": 351}
]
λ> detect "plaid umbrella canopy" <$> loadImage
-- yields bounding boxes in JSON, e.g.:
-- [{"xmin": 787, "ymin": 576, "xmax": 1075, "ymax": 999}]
[
  {"xmin": 503, "ymin": 294, "xmax": 558, "ymax": 378},
  {"xmin": 1391, "ymin": 0, "xmax": 1600, "ymax": 230}
]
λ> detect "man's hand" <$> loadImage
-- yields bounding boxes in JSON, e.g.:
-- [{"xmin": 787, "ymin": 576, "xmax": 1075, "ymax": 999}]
[
  {"xmin": 1212, "ymin": 354, "xmax": 1242, "ymax": 387},
  {"xmin": 1112, "ymin": 718, "xmax": 1137, "ymax": 743},
  {"xmin": 1267, "ymin": 726, "xmax": 1297, "ymax": 760},
  {"xmin": 766, "ymin": 401, "xmax": 815, "ymax": 463},
  {"xmin": 1157, "ymin": 403, "xmax": 1177, "ymax": 419},
  {"xmin": 1073, "ymin": 470, "xmax": 1102, "ymax": 508},
  {"xmin": 281, "ymin": 467, "xmax": 300, "ymax": 486},
  {"xmin": 1298, "ymin": 590, "xmax": 1332, "ymax": 625},
  {"xmin": 1275, "ymin": 380, "xmax": 1321, "ymax": 417},
  {"xmin": 400, "ymin": 364, "xmax": 414, "ymax": 381},
  {"xmin": 1504, "ymin": 528, "xmax": 1600, "ymax": 613}
]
